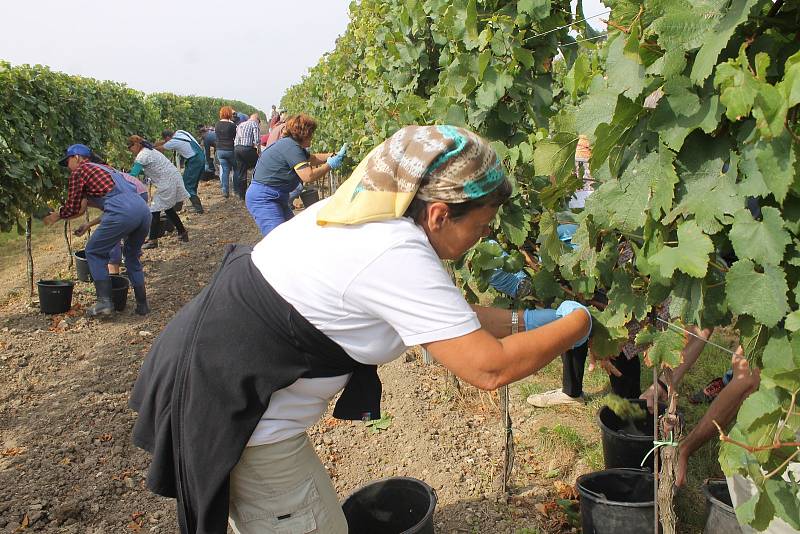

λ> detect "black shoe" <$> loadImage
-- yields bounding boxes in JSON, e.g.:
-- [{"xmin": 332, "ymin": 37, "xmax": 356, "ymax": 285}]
[
  {"xmin": 174, "ymin": 201, "xmax": 184, "ymax": 212},
  {"xmin": 133, "ymin": 285, "xmax": 149, "ymax": 316},
  {"xmin": 142, "ymin": 240, "xmax": 158, "ymax": 250},
  {"xmin": 178, "ymin": 231, "xmax": 189, "ymax": 242},
  {"xmin": 189, "ymin": 196, "xmax": 204, "ymax": 214},
  {"xmin": 223, "ymin": 191, "xmax": 230, "ymax": 199},
  {"xmin": 86, "ymin": 279, "xmax": 114, "ymax": 318}
]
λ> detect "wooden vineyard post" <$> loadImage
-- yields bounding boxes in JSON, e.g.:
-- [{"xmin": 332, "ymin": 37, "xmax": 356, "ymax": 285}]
[
  {"xmin": 658, "ymin": 369, "xmax": 680, "ymax": 533},
  {"xmin": 26, "ymin": 216, "xmax": 34, "ymax": 298},
  {"xmin": 500, "ymin": 384, "xmax": 513, "ymax": 493},
  {"xmin": 653, "ymin": 366, "xmax": 660, "ymax": 533},
  {"xmin": 64, "ymin": 220, "xmax": 73, "ymax": 270}
]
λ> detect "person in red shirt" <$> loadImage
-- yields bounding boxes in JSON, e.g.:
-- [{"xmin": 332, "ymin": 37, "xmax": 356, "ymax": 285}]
[{"xmin": 43, "ymin": 144, "xmax": 151, "ymax": 317}]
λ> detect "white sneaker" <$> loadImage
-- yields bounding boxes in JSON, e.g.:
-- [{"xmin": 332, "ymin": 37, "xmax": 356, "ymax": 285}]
[{"xmin": 526, "ymin": 389, "xmax": 584, "ymax": 407}]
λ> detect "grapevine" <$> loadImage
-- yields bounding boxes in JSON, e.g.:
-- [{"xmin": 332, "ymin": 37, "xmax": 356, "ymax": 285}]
[{"xmin": 283, "ymin": 0, "xmax": 800, "ymax": 528}]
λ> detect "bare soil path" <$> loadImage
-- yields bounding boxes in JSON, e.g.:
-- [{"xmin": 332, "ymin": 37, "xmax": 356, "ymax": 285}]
[{"xmin": 0, "ymin": 185, "xmax": 580, "ymax": 534}]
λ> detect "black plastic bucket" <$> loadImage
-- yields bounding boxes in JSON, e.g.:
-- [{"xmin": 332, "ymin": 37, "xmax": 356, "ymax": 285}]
[
  {"xmin": 342, "ymin": 477, "xmax": 436, "ymax": 534},
  {"xmin": 300, "ymin": 188, "xmax": 319, "ymax": 208},
  {"xmin": 702, "ymin": 480, "xmax": 741, "ymax": 534},
  {"xmin": 577, "ymin": 468, "xmax": 655, "ymax": 534},
  {"xmin": 597, "ymin": 399, "xmax": 664, "ymax": 471},
  {"xmin": 37, "ymin": 280, "xmax": 74, "ymax": 314},
  {"xmin": 74, "ymin": 250, "xmax": 92, "ymax": 282},
  {"xmin": 110, "ymin": 275, "xmax": 129, "ymax": 312}
]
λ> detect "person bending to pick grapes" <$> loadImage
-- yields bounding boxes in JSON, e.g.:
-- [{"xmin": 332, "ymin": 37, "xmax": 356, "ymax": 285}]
[
  {"xmin": 43, "ymin": 144, "xmax": 151, "ymax": 316},
  {"xmin": 126, "ymin": 135, "xmax": 190, "ymax": 249},
  {"xmin": 130, "ymin": 125, "xmax": 593, "ymax": 534}
]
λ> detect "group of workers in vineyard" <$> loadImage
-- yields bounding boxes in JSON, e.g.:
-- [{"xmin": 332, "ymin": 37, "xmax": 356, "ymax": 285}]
[{"xmin": 42, "ymin": 109, "xmax": 790, "ymax": 532}]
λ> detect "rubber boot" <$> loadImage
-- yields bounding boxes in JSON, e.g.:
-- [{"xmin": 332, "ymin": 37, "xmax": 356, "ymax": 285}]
[
  {"xmin": 86, "ymin": 279, "xmax": 114, "ymax": 318},
  {"xmin": 189, "ymin": 195, "xmax": 204, "ymax": 214},
  {"xmin": 133, "ymin": 285, "xmax": 149, "ymax": 316}
]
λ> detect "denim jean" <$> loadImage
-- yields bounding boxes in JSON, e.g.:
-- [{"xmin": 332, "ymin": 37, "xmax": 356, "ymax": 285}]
[
  {"xmin": 245, "ymin": 181, "xmax": 293, "ymax": 236},
  {"xmin": 216, "ymin": 149, "xmax": 234, "ymax": 194}
]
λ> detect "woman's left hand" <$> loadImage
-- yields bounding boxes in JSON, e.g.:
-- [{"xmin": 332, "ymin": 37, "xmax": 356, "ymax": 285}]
[{"xmin": 73, "ymin": 223, "xmax": 90, "ymax": 237}]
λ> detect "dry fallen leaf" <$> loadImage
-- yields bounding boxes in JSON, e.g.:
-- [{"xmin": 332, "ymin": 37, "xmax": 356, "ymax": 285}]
[
  {"xmin": 1, "ymin": 447, "xmax": 27, "ymax": 457},
  {"xmin": 553, "ymin": 480, "xmax": 578, "ymax": 500}
]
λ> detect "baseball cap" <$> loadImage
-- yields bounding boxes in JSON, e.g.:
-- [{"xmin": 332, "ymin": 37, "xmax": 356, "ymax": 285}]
[{"xmin": 59, "ymin": 144, "xmax": 92, "ymax": 166}]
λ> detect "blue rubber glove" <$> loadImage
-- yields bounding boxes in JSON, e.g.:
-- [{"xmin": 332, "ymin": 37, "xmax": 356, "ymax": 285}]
[
  {"xmin": 327, "ymin": 154, "xmax": 344, "ymax": 169},
  {"xmin": 490, "ymin": 269, "xmax": 529, "ymax": 298},
  {"xmin": 487, "ymin": 239, "xmax": 531, "ymax": 298},
  {"xmin": 523, "ymin": 308, "xmax": 558, "ymax": 331},
  {"xmin": 557, "ymin": 224, "xmax": 579, "ymax": 250},
  {"xmin": 336, "ymin": 143, "xmax": 348, "ymax": 158},
  {"xmin": 555, "ymin": 300, "xmax": 592, "ymax": 346}
]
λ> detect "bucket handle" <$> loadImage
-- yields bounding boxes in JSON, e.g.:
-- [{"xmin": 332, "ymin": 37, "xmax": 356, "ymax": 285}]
[{"xmin": 579, "ymin": 468, "xmax": 651, "ymax": 501}]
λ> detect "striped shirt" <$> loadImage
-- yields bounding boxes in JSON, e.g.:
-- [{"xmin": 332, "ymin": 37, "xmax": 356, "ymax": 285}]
[{"xmin": 234, "ymin": 119, "xmax": 261, "ymax": 148}]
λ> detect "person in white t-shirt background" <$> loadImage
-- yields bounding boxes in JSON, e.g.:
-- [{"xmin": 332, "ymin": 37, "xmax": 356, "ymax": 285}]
[{"xmin": 130, "ymin": 125, "xmax": 594, "ymax": 534}]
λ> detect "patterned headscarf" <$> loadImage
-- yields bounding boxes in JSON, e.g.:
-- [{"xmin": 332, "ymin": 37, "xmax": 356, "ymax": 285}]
[{"xmin": 317, "ymin": 125, "xmax": 505, "ymax": 226}]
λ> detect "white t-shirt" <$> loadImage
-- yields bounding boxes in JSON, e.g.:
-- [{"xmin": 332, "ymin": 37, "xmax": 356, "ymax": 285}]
[
  {"xmin": 163, "ymin": 130, "xmax": 199, "ymax": 159},
  {"xmin": 248, "ymin": 199, "xmax": 481, "ymax": 445}
]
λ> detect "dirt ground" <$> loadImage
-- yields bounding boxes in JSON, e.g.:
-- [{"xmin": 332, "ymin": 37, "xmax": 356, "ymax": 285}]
[{"xmin": 0, "ymin": 183, "xmax": 588, "ymax": 533}]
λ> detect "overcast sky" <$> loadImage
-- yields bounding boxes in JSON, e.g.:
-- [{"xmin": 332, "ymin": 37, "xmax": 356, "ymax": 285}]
[{"xmin": 0, "ymin": 0, "xmax": 606, "ymax": 114}]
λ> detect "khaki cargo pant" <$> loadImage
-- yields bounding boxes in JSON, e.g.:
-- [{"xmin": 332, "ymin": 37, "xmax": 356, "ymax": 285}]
[{"xmin": 228, "ymin": 432, "xmax": 348, "ymax": 534}]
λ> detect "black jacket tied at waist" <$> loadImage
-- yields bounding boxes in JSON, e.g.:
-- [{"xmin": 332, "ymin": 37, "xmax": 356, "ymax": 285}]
[{"xmin": 129, "ymin": 244, "xmax": 381, "ymax": 534}]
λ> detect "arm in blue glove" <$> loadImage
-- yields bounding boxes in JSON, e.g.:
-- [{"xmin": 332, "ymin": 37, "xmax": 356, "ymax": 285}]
[
  {"xmin": 522, "ymin": 301, "xmax": 591, "ymax": 347},
  {"xmin": 326, "ymin": 143, "xmax": 348, "ymax": 169},
  {"xmin": 555, "ymin": 300, "xmax": 592, "ymax": 346}
]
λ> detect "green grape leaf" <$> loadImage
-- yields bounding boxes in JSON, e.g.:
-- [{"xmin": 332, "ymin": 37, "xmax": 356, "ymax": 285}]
[
  {"xmin": 784, "ymin": 311, "xmax": 800, "ymax": 332},
  {"xmin": 729, "ymin": 207, "xmax": 791, "ymax": 266},
  {"xmin": 497, "ymin": 199, "xmax": 531, "ymax": 246},
  {"xmin": 761, "ymin": 333, "xmax": 800, "ymax": 389},
  {"xmin": 590, "ymin": 96, "xmax": 643, "ymax": 175},
  {"xmin": 764, "ymin": 479, "xmax": 800, "ymax": 530},
  {"xmin": 649, "ymin": 220, "xmax": 713, "ymax": 278},
  {"xmin": 537, "ymin": 211, "xmax": 565, "ymax": 271},
  {"xmin": 463, "ymin": 0, "xmax": 480, "ymax": 50},
  {"xmin": 475, "ymin": 66, "xmax": 514, "ymax": 110},
  {"xmin": 690, "ymin": 0, "xmax": 760, "ymax": 85},
  {"xmin": 715, "ymin": 50, "xmax": 762, "ymax": 120},
  {"xmin": 669, "ymin": 274, "xmax": 704, "ymax": 326},
  {"xmin": 780, "ymin": 52, "xmax": 800, "ymax": 107},
  {"xmin": 575, "ymin": 78, "xmax": 618, "ymax": 140},
  {"xmin": 752, "ymin": 83, "xmax": 789, "ymax": 139},
  {"xmin": 727, "ymin": 261, "xmax": 790, "ymax": 328},
  {"xmin": 736, "ymin": 315, "xmax": 770, "ymax": 365},
  {"xmin": 530, "ymin": 268, "xmax": 565, "ymax": 303},
  {"xmin": 754, "ymin": 131, "xmax": 797, "ymax": 204},
  {"xmin": 606, "ymin": 271, "xmax": 648, "ymax": 324},
  {"xmin": 605, "ymin": 33, "xmax": 646, "ymax": 100},
  {"xmin": 735, "ymin": 387, "xmax": 783, "ymax": 432},
  {"xmin": 736, "ymin": 488, "xmax": 775, "ymax": 531},
  {"xmin": 635, "ymin": 326, "xmax": 685, "ymax": 368},
  {"xmin": 650, "ymin": 91, "xmax": 723, "ymax": 152},
  {"xmin": 589, "ymin": 308, "xmax": 629, "ymax": 359},
  {"xmin": 518, "ymin": 0, "xmax": 551, "ymax": 19},
  {"xmin": 666, "ymin": 170, "xmax": 739, "ymax": 234}
]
